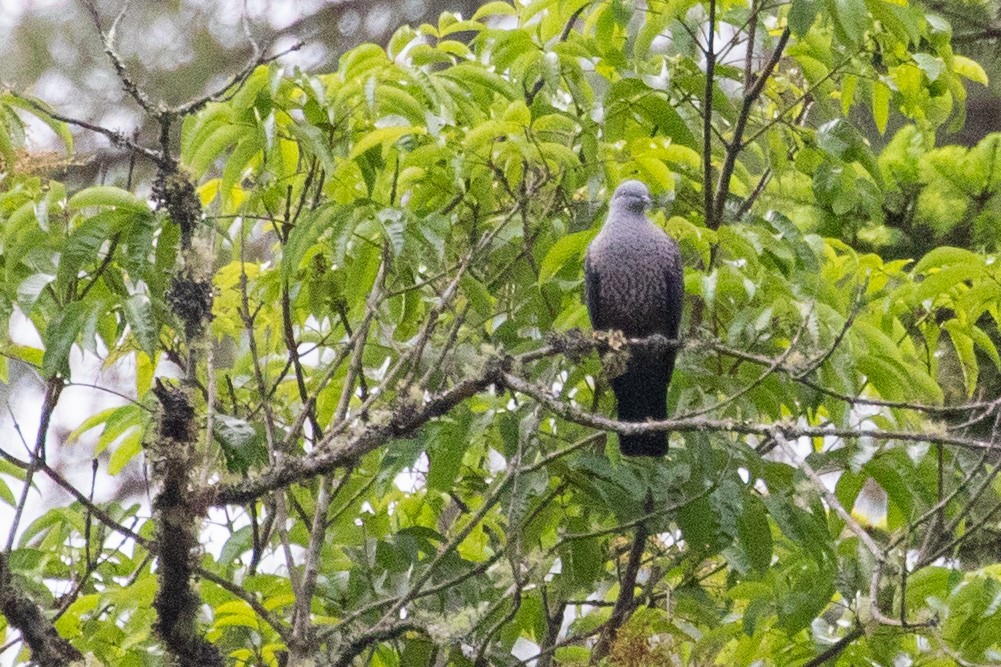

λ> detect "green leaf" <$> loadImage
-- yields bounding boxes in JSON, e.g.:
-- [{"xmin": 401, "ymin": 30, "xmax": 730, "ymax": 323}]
[
  {"xmin": 57, "ymin": 211, "xmax": 123, "ymax": 291},
  {"xmin": 339, "ymin": 42, "xmax": 389, "ymax": 81},
  {"xmin": 220, "ymin": 135, "xmax": 264, "ymax": 209},
  {"xmin": 677, "ymin": 494, "xmax": 726, "ymax": 553},
  {"xmin": 187, "ymin": 123, "xmax": 247, "ymax": 177},
  {"xmin": 841, "ymin": 74, "xmax": 858, "ymax": 116},
  {"xmin": 969, "ymin": 325, "xmax": 1001, "ymax": 372},
  {"xmin": 17, "ymin": 273, "xmax": 55, "ymax": 313},
  {"xmin": 67, "ymin": 187, "xmax": 148, "ymax": 213},
  {"xmin": 559, "ymin": 516, "xmax": 603, "ymax": 591},
  {"xmin": 439, "ymin": 20, "xmax": 484, "ymax": 36},
  {"xmin": 4, "ymin": 92, "xmax": 74, "ymax": 152},
  {"xmin": 912, "ymin": 246, "xmax": 983, "ymax": 274},
  {"xmin": 375, "ymin": 85, "xmax": 428, "ymax": 125},
  {"xmin": 944, "ymin": 320, "xmax": 978, "ymax": 397},
  {"xmin": 952, "ymin": 55, "xmax": 989, "ymax": 86},
  {"xmin": 913, "ymin": 264, "xmax": 983, "ymax": 303},
  {"xmin": 872, "ymin": 80, "xmax": 890, "ymax": 134},
  {"xmin": 460, "ymin": 274, "xmax": 495, "ymax": 317},
  {"xmin": 214, "ymin": 414, "xmax": 268, "ymax": 475},
  {"xmin": 789, "ymin": 0, "xmax": 820, "ymax": 35},
  {"xmin": 0, "ymin": 114, "xmax": 16, "ymax": 170},
  {"xmin": 123, "ymin": 294, "xmax": 159, "ymax": 359},
  {"xmin": 424, "ymin": 416, "xmax": 469, "ymax": 492},
  {"xmin": 816, "ymin": 119, "xmax": 882, "ymax": 186},
  {"xmin": 350, "ymin": 125, "xmax": 426, "ymax": 159},
  {"xmin": 108, "ymin": 429, "xmax": 143, "ymax": 475},
  {"xmin": 913, "ymin": 53, "xmax": 944, "ymax": 82},
  {"xmin": 634, "ymin": 155, "xmax": 675, "ymax": 192},
  {"xmin": 766, "ymin": 211, "xmax": 819, "ymax": 273},
  {"xmin": 737, "ymin": 496, "xmax": 773, "ymax": 573},
  {"xmin": 41, "ymin": 300, "xmax": 93, "ymax": 378},
  {"xmin": 95, "ymin": 406, "xmax": 142, "ymax": 456},
  {"xmin": 775, "ymin": 555, "xmax": 835, "ymax": 633},
  {"xmin": 472, "ymin": 1, "xmax": 517, "ymax": 20},
  {"xmin": 539, "ymin": 229, "xmax": 596, "ymax": 281},
  {"xmin": 827, "ymin": 0, "xmax": 867, "ymax": 47},
  {"xmin": 439, "ymin": 62, "xmax": 519, "ymax": 100},
  {"xmin": 283, "ymin": 203, "xmax": 353, "ymax": 278},
  {"xmin": 0, "ymin": 478, "xmax": 15, "ymax": 507},
  {"xmin": 219, "ymin": 525, "xmax": 254, "ymax": 566}
]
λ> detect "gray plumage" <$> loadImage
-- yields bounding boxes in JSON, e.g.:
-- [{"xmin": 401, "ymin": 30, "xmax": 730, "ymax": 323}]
[{"xmin": 584, "ymin": 180, "xmax": 684, "ymax": 456}]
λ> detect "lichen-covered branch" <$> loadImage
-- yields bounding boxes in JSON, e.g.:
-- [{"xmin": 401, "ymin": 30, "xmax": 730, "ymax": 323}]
[
  {"xmin": 150, "ymin": 380, "xmax": 223, "ymax": 666},
  {"xmin": 0, "ymin": 553, "xmax": 83, "ymax": 666}
]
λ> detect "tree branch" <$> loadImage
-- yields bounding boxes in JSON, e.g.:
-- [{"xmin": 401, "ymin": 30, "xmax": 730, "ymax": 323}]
[
  {"xmin": 0, "ymin": 553, "xmax": 83, "ymax": 666},
  {"xmin": 592, "ymin": 493, "xmax": 651, "ymax": 660},
  {"xmin": 802, "ymin": 624, "xmax": 865, "ymax": 667},
  {"xmin": 702, "ymin": 0, "xmax": 717, "ymax": 226},
  {"xmin": 709, "ymin": 26, "xmax": 791, "ymax": 230}
]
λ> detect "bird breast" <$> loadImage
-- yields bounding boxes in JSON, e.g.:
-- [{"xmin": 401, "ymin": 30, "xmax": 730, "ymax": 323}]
[{"xmin": 590, "ymin": 226, "xmax": 679, "ymax": 337}]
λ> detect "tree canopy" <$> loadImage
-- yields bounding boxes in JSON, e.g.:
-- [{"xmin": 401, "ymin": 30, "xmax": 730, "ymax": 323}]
[{"xmin": 2, "ymin": 0, "xmax": 1001, "ymax": 665}]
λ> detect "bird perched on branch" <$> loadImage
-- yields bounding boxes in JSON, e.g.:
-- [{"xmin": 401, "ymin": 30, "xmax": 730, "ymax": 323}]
[{"xmin": 584, "ymin": 180, "xmax": 684, "ymax": 456}]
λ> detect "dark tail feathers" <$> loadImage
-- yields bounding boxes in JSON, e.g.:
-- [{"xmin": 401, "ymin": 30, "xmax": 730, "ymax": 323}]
[
  {"xmin": 619, "ymin": 432, "xmax": 668, "ymax": 457},
  {"xmin": 611, "ymin": 366, "xmax": 670, "ymax": 457}
]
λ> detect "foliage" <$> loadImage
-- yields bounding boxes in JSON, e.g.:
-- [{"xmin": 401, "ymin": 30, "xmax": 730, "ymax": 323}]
[{"xmin": 1, "ymin": 0, "xmax": 1001, "ymax": 665}]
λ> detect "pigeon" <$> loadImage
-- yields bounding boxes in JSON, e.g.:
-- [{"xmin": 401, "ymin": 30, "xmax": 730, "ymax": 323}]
[{"xmin": 584, "ymin": 180, "xmax": 684, "ymax": 456}]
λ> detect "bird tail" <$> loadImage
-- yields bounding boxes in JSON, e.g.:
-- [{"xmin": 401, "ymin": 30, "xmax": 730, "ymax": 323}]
[
  {"xmin": 612, "ymin": 366, "xmax": 670, "ymax": 457},
  {"xmin": 619, "ymin": 431, "xmax": 668, "ymax": 457}
]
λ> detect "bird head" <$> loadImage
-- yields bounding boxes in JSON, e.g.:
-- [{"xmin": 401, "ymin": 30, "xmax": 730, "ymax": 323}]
[{"xmin": 611, "ymin": 179, "xmax": 652, "ymax": 213}]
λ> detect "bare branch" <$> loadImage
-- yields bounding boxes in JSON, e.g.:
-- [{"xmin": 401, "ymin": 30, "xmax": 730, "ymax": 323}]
[
  {"xmin": 801, "ymin": 624, "xmax": 865, "ymax": 667},
  {"xmin": 771, "ymin": 430, "xmax": 884, "ymax": 561},
  {"xmin": 5, "ymin": 380, "xmax": 63, "ymax": 552},
  {"xmin": 592, "ymin": 493, "xmax": 650, "ymax": 660},
  {"xmin": 9, "ymin": 92, "xmax": 164, "ymax": 163},
  {"xmin": 171, "ymin": 39, "xmax": 305, "ymax": 116},
  {"xmin": 501, "ymin": 370, "xmax": 1000, "ymax": 454},
  {"xmin": 210, "ymin": 359, "xmax": 508, "ymax": 505},
  {"xmin": 81, "ymin": 0, "xmax": 157, "ymax": 114},
  {"xmin": 709, "ymin": 27, "xmax": 791, "ymax": 230},
  {"xmin": 702, "ymin": 0, "xmax": 717, "ymax": 228}
]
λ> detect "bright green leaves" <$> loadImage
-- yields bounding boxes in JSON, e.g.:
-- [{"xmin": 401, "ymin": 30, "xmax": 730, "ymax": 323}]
[
  {"xmin": 40, "ymin": 300, "xmax": 91, "ymax": 378},
  {"xmin": 0, "ymin": 92, "xmax": 74, "ymax": 164},
  {"xmin": 851, "ymin": 320, "xmax": 943, "ymax": 404},
  {"xmin": 69, "ymin": 404, "xmax": 146, "ymax": 474},
  {"xmin": 900, "ymin": 246, "xmax": 1001, "ymax": 398},
  {"xmin": 423, "ymin": 414, "xmax": 471, "ymax": 492},
  {"xmin": 940, "ymin": 571, "xmax": 1001, "ymax": 663},
  {"xmin": 785, "ymin": 0, "xmax": 981, "ymax": 144},
  {"xmin": 789, "ymin": 0, "xmax": 822, "ymax": 36},
  {"xmin": 952, "ymin": 55, "xmax": 990, "ymax": 86},
  {"xmin": 604, "ymin": 78, "xmax": 698, "ymax": 150},
  {"xmin": 4, "ymin": 1, "xmax": 1001, "ymax": 665},
  {"xmin": 350, "ymin": 125, "xmax": 428, "ymax": 160},
  {"xmin": 0, "ymin": 178, "xmax": 163, "ymax": 380},
  {"xmin": 185, "ymin": 119, "xmax": 248, "ymax": 180},
  {"xmin": 539, "ymin": 229, "xmax": 595, "ymax": 282},
  {"xmin": 282, "ymin": 203, "xmax": 355, "ymax": 278},
  {"xmin": 66, "ymin": 186, "xmax": 145, "ymax": 213},
  {"xmin": 14, "ymin": 501, "xmax": 154, "ymax": 663}
]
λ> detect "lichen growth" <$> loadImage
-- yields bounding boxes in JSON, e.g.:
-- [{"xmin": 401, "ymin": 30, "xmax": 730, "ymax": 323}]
[
  {"xmin": 166, "ymin": 270, "xmax": 214, "ymax": 339},
  {"xmin": 153, "ymin": 170, "xmax": 201, "ymax": 249}
]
